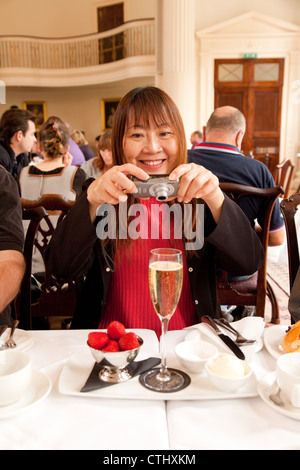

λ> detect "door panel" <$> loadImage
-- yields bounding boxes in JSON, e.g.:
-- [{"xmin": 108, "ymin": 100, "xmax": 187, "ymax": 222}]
[{"xmin": 214, "ymin": 59, "xmax": 284, "ymax": 174}]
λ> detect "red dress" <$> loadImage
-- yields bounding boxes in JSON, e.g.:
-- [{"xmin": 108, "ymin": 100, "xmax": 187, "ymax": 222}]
[{"xmin": 99, "ymin": 198, "xmax": 197, "ymax": 336}]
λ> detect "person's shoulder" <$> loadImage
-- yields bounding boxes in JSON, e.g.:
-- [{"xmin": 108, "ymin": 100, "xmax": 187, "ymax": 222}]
[
  {"xmin": 0, "ymin": 164, "xmax": 13, "ymax": 181},
  {"xmin": 75, "ymin": 166, "xmax": 87, "ymax": 177}
]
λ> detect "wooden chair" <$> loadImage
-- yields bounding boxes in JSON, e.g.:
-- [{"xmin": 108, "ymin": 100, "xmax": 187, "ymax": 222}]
[
  {"xmin": 280, "ymin": 193, "xmax": 300, "ymax": 291},
  {"xmin": 274, "ymin": 159, "xmax": 295, "ymax": 199},
  {"xmin": 217, "ymin": 183, "xmax": 284, "ymax": 324},
  {"xmin": 15, "ymin": 194, "xmax": 83, "ymax": 330}
]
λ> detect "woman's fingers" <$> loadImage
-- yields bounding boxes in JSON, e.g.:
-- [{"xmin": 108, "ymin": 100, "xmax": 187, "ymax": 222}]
[
  {"xmin": 87, "ymin": 164, "xmax": 149, "ymax": 208},
  {"xmin": 170, "ymin": 163, "xmax": 220, "ymax": 203}
]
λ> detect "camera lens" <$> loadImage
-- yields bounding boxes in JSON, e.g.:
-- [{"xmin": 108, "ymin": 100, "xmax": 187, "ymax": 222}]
[
  {"xmin": 155, "ymin": 189, "xmax": 168, "ymax": 201},
  {"xmin": 154, "ymin": 183, "xmax": 169, "ymax": 201}
]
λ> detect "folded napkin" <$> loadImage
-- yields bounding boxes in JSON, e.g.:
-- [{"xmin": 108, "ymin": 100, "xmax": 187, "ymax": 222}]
[
  {"xmin": 184, "ymin": 317, "xmax": 265, "ymax": 361},
  {"xmin": 81, "ymin": 357, "xmax": 161, "ymax": 392}
]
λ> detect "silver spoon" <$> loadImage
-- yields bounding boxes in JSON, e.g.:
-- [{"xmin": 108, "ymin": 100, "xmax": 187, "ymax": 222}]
[
  {"xmin": 270, "ymin": 385, "xmax": 284, "ymax": 407},
  {"xmin": 4, "ymin": 320, "xmax": 19, "ymax": 348}
]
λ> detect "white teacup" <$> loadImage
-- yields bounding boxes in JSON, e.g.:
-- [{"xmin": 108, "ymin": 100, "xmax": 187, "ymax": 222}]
[
  {"xmin": 276, "ymin": 352, "xmax": 300, "ymax": 408},
  {"xmin": 0, "ymin": 350, "xmax": 32, "ymax": 406}
]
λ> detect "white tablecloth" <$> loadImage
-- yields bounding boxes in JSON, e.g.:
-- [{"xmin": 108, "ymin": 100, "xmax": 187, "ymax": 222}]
[
  {"xmin": 0, "ymin": 328, "xmax": 299, "ymax": 450},
  {"xmin": 0, "ymin": 329, "xmax": 168, "ymax": 451}
]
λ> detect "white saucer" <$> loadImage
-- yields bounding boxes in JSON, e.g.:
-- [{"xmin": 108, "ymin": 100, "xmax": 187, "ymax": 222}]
[
  {"xmin": 0, "ymin": 328, "xmax": 34, "ymax": 352},
  {"xmin": 0, "ymin": 370, "xmax": 51, "ymax": 419},
  {"xmin": 263, "ymin": 325, "xmax": 288, "ymax": 359},
  {"xmin": 257, "ymin": 372, "xmax": 300, "ymax": 421}
]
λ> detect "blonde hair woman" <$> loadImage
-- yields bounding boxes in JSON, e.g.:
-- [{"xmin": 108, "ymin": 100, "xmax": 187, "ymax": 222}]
[{"xmin": 71, "ymin": 129, "xmax": 94, "ymax": 161}]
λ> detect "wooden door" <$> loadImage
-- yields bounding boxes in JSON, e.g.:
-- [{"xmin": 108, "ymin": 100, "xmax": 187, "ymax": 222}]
[
  {"xmin": 97, "ymin": 3, "xmax": 124, "ymax": 63},
  {"xmin": 214, "ymin": 58, "xmax": 284, "ymax": 174}
]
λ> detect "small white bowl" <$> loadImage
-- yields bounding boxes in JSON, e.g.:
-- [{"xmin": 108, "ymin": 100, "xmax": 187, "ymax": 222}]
[
  {"xmin": 175, "ymin": 339, "xmax": 218, "ymax": 374},
  {"xmin": 0, "ymin": 350, "xmax": 32, "ymax": 406},
  {"xmin": 205, "ymin": 353, "xmax": 252, "ymax": 393}
]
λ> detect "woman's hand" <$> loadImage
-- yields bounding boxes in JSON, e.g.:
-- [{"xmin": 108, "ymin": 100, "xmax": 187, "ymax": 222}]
[
  {"xmin": 87, "ymin": 164, "xmax": 149, "ymax": 221},
  {"xmin": 169, "ymin": 163, "xmax": 225, "ymax": 223},
  {"xmin": 63, "ymin": 151, "xmax": 73, "ymax": 166}
]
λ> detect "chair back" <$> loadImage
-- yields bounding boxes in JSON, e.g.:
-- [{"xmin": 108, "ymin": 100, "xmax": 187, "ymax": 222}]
[
  {"xmin": 15, "ymin": 194, "xmax": 82, "ymax": 329},
  {"xmin": 274, "ymin": 159, "xmax": 295, "ymax": 199},
  {"xmin": 217, "ymin": 183, "xmax": 284, "ymax": 324},
  {"xmin": 280, "ymin": 193, "xmax": 300, "ymax": 291}
]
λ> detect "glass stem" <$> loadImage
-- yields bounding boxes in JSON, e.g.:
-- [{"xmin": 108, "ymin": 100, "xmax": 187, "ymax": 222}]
[{"xmin": 159, "ymin": 316, "xmax": 170, "ymax": 380}]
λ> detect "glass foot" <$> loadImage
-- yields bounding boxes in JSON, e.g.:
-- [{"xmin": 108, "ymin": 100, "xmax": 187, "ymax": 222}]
[{"xmin": 139, "ymin": 367, "xmax": 190, "ymax": 393}]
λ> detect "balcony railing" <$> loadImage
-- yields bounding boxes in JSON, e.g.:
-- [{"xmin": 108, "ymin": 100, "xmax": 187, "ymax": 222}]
[{"xmin": 0, "ymin": 19, "xmax": 155, "ymax": 70}]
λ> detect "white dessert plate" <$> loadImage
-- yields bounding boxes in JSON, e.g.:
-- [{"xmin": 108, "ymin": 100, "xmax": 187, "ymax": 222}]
[
  {"xmin": 0, "ymin": 328, "xmax": 34, "ymax": 352},
  {"xmin": 263, "ymin": 325, "xmax": 289, "ymax": 359},
  {"xmin": 257, "ymin": 372, "xmax": 300, "ymax": 421},
  {"xmin": 58, "ymin": 351, "xmax": 258, "ymax": 401},
  {"xmin": 0, "ymin": 370, "xmax": 51, "ymax": 419}
]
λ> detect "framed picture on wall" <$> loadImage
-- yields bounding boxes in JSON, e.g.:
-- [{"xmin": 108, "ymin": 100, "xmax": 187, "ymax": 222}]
[
  {"xmin": 23, "ymin": 101, "xmax": 47, "ymax": 128},
  {"xmin": 101, "ymin": 98, "xmax": 120, "ymax": 130}
]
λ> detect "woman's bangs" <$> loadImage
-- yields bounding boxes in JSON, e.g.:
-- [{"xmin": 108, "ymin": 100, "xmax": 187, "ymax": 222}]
[{"xmin": 128, "ymin": 95, "xmax": 173, "ymax": 128}]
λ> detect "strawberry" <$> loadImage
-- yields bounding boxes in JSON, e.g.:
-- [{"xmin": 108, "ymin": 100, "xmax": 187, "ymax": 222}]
[
  {"xmin": 118, "ymin": 332, "xmax": 140, "ymax": 351},
  {"xmin": 107, "ymin": 321, "xmax": 126, "ymax": 340},
  {"xmin": 88, "ymin": 332, "xmax": 109, "ymax": 350},
  {"xmin": 102, "ymin": 339, "xmax": 120, "ymax": 352}
]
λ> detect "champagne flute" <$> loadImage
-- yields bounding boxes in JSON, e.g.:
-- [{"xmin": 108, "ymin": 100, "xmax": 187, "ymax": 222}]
[{"xmin": 141, "ymin": 248, "xmax": 187, "ymax": 392}]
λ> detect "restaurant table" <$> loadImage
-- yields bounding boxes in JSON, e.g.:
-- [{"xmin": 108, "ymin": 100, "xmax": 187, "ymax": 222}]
[
  {"xmin": 0, "ymin": 329, "xmax": 168, "ymax": 451},
  {"xmin": 0, "ymin": 327, "xmax": 299, "ymax": 451}
]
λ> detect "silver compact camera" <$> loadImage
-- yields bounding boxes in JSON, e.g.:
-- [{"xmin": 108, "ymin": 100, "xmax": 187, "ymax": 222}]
[{"xmin": 130, "ymin": 174, "xmax": 179, "ymax": 201}]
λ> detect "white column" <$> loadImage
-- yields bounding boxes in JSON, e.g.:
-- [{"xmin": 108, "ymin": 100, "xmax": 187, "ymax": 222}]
[{"xmin": 156, "ymin": 0, "xmax": 196, "ymax": 145}]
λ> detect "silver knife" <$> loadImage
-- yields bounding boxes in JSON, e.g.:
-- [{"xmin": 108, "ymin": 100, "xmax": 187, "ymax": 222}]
[{"xmin": 200, "ymin": 315, "xmax": 245, "ymax": 360}]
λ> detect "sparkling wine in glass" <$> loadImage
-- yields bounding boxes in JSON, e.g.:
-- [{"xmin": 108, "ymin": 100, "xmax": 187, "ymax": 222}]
[{"xmin": 141, "ymin": 248, "xmax": 188, "ymax": 392}]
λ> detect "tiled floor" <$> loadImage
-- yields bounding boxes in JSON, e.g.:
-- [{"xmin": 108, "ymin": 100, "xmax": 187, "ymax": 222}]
[{"xmin": 266, "ymin": 258, "xmax": 290, "ymax": 325}]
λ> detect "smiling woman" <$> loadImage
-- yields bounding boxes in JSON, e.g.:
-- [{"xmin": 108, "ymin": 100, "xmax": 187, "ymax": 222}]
[
  {"xmin": 112, "ymin": 86, "xmax": 187, "ymax": 171},
  {"xmin": 46, "ymin": 86, "xmax": 264, "ymax": 334}
]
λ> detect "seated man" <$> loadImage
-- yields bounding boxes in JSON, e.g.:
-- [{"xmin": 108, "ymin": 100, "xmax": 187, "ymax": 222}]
[
  {"xmin": 190, "ymin": 130, "xmax": 202, "ymax": 149},
  {"xmin": 188, "ymin": 106, "xmax": 285, "ymax": 246},
  {"xmin": 0, "ymin": 165, "xmax": 25, "ymax": 326},
  {"xmin": 0, "ymin": 108, "xmax": 37, "ymax": 179}
]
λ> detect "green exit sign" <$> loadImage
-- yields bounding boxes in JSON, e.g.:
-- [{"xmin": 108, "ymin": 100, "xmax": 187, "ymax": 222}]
[{"xmin": 243, "ymin": 53, "xmax": 257, "ymax": 58}]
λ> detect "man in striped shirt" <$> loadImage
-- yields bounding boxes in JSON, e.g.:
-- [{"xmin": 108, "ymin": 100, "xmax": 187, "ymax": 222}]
[{"xmin": 188, "ymin": 106, "xmax": 284, "ymax": 247}]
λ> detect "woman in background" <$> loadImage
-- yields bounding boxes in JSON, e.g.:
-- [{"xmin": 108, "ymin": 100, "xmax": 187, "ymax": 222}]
[
  {"xmin": 81, "ymin": 130, "xmax": 113, "ymax": 179},
  {"xmin": 19, "ymin": 116, "xmax": 86, "ymax": 274},
  {"xmin": 19, "ymin": 116, "xmax": 86, "ymax": 199},
  {"xmin": 71, "ymin": 129, "xmax": 95, "ymax": 161}
]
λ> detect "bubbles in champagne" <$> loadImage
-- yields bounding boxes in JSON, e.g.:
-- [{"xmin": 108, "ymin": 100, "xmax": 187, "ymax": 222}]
[{"xmin": 149, "ymin": 261, "xmax": 183, "ymax": 318}]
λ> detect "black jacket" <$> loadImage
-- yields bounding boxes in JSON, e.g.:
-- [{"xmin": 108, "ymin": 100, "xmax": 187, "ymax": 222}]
[
  {"xmin": 46, "ymin": 188, "xmax": 264, "ymax": 329},
  {"xmin": 0, "ymin": 141, "xmax": 29, "ymax": 179}
]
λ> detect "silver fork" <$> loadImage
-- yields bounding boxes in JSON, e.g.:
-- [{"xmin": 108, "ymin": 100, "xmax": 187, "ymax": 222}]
[
  {"xmin": 215, "ymin": 318, "xmax": 256, "ymax": 345},
  {"xmin": 4, "ymin": 320, "xmax": 19, "ymax": 348}
]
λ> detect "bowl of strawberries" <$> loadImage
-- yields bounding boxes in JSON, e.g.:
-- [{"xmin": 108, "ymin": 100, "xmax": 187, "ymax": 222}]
[{"xmin": 87, "ymin": 321, "xmax": 143, "ymax": 383}]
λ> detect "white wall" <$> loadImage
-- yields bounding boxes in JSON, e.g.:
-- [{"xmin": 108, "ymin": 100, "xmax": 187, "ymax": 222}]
[
  {"xmin": 0, "ymin": 0, "xmax": 156, "ymax": 37},
  {"xmin": 1, "ymin": 0, "xmax": 299, "ymax": 158},
  {"xmin": 5, "ymin": 77, "xmax": 154, "ymax": 148},
  {"xmin": 1, "ymin": 0, "xmax": 297, "ymax": 36},
  {"xmin": 194, "ymin": 0, "xmax": 300, "ymax": 30}
]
